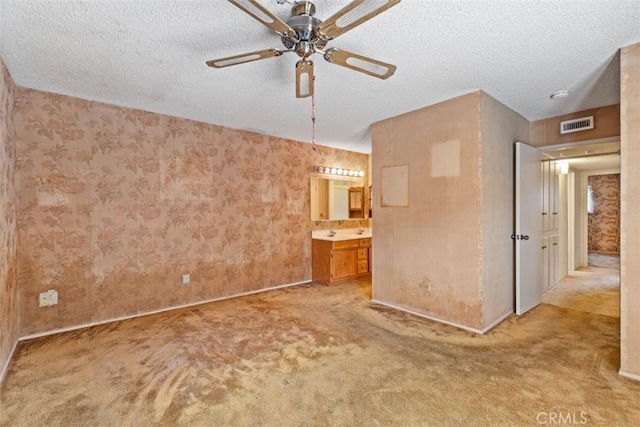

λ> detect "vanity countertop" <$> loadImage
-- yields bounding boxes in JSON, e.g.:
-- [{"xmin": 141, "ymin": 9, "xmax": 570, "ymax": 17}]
[{"xmin": 311, "ymin": 228, "xmax": 372, "ymax": 242}]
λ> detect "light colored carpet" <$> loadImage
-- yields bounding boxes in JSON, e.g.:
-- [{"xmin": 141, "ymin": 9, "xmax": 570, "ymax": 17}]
[
  {"xmin": 2, "ymin": 277, "xmax": 639, "ymax": 426},
  {"xmin": 543, "ymin": 264, "xmax": 620, "ymax": 318},
  {"xmin": 588, "ymin": 252, "xmax": 620, "ymax": 270}
]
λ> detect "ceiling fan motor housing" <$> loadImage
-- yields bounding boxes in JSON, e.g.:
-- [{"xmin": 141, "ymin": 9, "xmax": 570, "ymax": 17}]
[{"xmin": 281, "ymin": 1, "xmax": 326, "ymax": 57}]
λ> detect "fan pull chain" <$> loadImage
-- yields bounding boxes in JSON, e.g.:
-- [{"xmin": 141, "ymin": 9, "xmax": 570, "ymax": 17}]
[{"xmin": 311, "ymin": 75, "xmax": 317, "ymax": 151}]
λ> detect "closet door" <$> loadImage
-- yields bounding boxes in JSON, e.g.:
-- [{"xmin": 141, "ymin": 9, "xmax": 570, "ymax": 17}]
[
  {"xmin": 552, "ymin": 235, "xmax": 561, "ymax": 285},
  {"xmin": 542, "ymin": 237, "xmax": 550, "ymax": 290},
  {"xmin": 542, "ymin": 162, "xmax": 550, "ymax": 232},
  {"xmin": 551, "ymin": 162, "xmax": 559, "ymax": 231}
]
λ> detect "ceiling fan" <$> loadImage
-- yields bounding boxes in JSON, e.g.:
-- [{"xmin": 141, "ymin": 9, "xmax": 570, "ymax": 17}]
[{"xmin": 206, "ymin": 0, "xmax": 400, "ymax": 98}]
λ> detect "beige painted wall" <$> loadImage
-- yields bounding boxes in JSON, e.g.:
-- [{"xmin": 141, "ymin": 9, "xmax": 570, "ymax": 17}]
[
  {"xmin": 620, "ymin": 42, "xmax": 640, "ymax": 379},
  {"xmin": 480, "ymin": 93, "xmax": 530, "ymax": 326},
  {"xmin": 530, "ymin": 104, "xmax": 620, "ymax": 147},
  {"xmin": 371, "ymin": 91, "xmax": 527, "ymax": 331},
  {"xmin": 0, "ymin": 59, "xmax": 18, "ymax": 381},
  {"xmin": 14, "ymin": 88, "xmax": 369, "ymax": 336}
]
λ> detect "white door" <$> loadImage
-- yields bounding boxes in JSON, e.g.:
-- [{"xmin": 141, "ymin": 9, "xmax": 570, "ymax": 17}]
[
  {"xmin": 515, "ymin": 142, "xmax": 543, "ymax": 315},
  {"xmin": 542, "ymin": 236, "xmax": 550, "ymax": 290},
  {"xmin": 542, "ymin": 161, "xmax": 550, "ymax": 231}
]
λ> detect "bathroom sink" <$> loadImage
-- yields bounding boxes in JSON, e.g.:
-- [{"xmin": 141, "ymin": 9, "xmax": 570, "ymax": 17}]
[{"xmin": 311, "ymin": 228, "xmax": 372, "ymax": 241}]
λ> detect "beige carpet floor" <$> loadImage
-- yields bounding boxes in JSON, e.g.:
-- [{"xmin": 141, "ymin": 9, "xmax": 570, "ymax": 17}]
[
  {"xmin": 542, "ymin": 264, "xmax": 620, "ymax": 318},
  {"xmin": 1, "ymin": 276, "xmax": 639, "ymax": 426},
  {"xmin": 588, "ymin": 252, "xmax": 620, "ymax": 270}
]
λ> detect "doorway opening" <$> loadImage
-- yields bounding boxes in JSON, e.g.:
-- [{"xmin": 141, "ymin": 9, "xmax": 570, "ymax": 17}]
[
  {"xmin": 586, "ymin": 173, "xmax": 620, "ymax": 267},
  {"xmin": 540, "ymin": 139, "xmax": 621, "ymax": 316}
]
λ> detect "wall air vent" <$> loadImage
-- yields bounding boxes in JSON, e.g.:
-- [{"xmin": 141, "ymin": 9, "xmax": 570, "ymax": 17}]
[{"xmin": 560, "ymin": 116, "xmax": 594, "ymax": 134}]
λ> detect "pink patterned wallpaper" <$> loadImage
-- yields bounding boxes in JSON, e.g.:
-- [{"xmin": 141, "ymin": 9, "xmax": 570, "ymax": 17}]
[
  {"xmin": 15, "ymin": 88, "xmax": 369, "ymax": 335},
  {"xmin": 0, "ymin": 59, "xmax": 18, "ymax": 377},
  {"xmin": 588, "ymin": 174, "xmax": 620, "ymax": 254}
]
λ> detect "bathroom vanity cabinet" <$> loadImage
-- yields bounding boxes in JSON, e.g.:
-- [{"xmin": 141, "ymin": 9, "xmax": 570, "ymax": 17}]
[{"xmin": 312, "ymin": 237, "xmax": 371, "ymax": 285}]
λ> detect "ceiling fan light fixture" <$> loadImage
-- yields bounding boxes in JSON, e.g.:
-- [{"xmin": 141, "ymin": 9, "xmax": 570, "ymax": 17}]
[{"xmin": 550, "ymin": 90, "xmax": 569, "ymax": 99}]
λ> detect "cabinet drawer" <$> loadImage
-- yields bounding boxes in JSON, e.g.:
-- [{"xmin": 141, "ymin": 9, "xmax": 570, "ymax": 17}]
[
  {"xmin": 357, "ymin": 248, "xmax": 368, "ymax": 260},
  {"xmin": 357, "ymin": 260, "xmax": 369, "ymax": 274},
  {"xmin": 333, "ymin": 239, "xmax": 360, "ymax": 250},
  {"xmin": 359, "ymin": 238, "xmax": 371, "ymax": 247}
]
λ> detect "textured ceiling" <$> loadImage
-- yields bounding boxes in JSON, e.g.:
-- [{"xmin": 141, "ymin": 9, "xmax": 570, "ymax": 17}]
[{"xmin": 1, "ymin": 0, "xmax": 639, "ymax": 153}]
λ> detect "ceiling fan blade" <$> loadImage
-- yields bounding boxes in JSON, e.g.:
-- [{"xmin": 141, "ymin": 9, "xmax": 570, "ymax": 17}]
[
  {"xmin": 317, "ymin": 0, "xmax": 400, "ymax": 40},
  {"xmin": 324, "ymin": 48, "xmax": 396, "ymax": 79},
  {"xmin": 228, "ymin": 0, "xmax": 294, "ymax": 35},
  {"xmin": 206, "ymin": 48, "xmax": 284, "ymax": 68},
  {"xmin": 296, "ymin": 60, "xmax": 314, "ymax": 98}
]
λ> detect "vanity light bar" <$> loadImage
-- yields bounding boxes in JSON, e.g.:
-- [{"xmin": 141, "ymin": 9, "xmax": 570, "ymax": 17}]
[{"xmin": 315, "ymin": 165, "xmax": 365, "ymax": 177}]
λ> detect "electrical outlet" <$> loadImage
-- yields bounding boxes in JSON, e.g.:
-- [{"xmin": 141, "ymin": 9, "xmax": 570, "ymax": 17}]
[
  {"xmin": 39, "ymin": 289, "xmax": 58, "ymax": 307},
  {"xmin": 182, "ymin": 274, "xmax": 190, "ymax": 285},
  {"xmin": 423, "ymin": 280, "xmax": 431, "ymax": 293}
]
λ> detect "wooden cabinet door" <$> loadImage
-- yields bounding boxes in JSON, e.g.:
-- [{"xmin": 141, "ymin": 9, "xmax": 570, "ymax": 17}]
[
  {"xmin": 332, "ymin": 250, "xmax": 358, "ymax": 281},
  {"xmin": 348, "ymin": 187, "xmax": 365, "ymax": 218}
]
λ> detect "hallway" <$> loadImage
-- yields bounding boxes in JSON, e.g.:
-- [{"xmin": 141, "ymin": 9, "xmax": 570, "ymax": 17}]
[{"xmin": 542, "ymin": 253, "xmax": 620, "ymax": 318}]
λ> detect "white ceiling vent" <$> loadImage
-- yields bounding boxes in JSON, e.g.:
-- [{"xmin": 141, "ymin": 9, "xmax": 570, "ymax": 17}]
[{"xmin": 560, "ymin": 116, "xmax": 594, "ymax": 134}]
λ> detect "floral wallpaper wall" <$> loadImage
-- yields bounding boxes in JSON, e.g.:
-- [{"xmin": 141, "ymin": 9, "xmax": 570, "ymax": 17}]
[
  {"xmin": 588, "ymin": 174, "xmax": 620, "ymax": 254},
  {"xmin": 0, "ymin": 59, "xmax": 18, "ymax": 377},
  {"xmin": 15, "ymin": 88, "xmax": 369, "ymax": 335}
]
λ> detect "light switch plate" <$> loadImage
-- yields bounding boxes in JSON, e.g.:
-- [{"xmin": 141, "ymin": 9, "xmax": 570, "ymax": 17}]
[{"xmin": 39, "ymin": 289, "xmax": 58, "ymax": 307}]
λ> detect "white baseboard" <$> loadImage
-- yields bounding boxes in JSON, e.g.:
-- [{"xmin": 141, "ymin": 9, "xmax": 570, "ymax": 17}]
[
  {"xmin": 619, "ymin": 369, "xmax": 640, "ymax": 382},
  {"xmin": 0, "ymin": 339, "xmax": 19, "ymax": 386},
  {"xmin": 371, "ymin": 299, "xmax": 488, "ymax": 334},
  {"xmin": 20, "ymin": 280, "xmax": 311, "ymax": 342}
]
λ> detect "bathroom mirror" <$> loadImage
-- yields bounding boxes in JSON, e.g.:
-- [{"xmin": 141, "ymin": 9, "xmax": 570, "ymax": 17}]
[{"xmin": 310, "ymin": 177, "xmax": 367, "ymax": 221}]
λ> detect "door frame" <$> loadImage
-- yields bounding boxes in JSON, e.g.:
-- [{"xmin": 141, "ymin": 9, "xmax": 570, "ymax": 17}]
[
  {"xmin": 581, "ymin": 169, "xmax": 622, "ymax": 265},
  {"xmin": 539, "ymin": 137, "xmax": 620, "ymax": 271}
]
